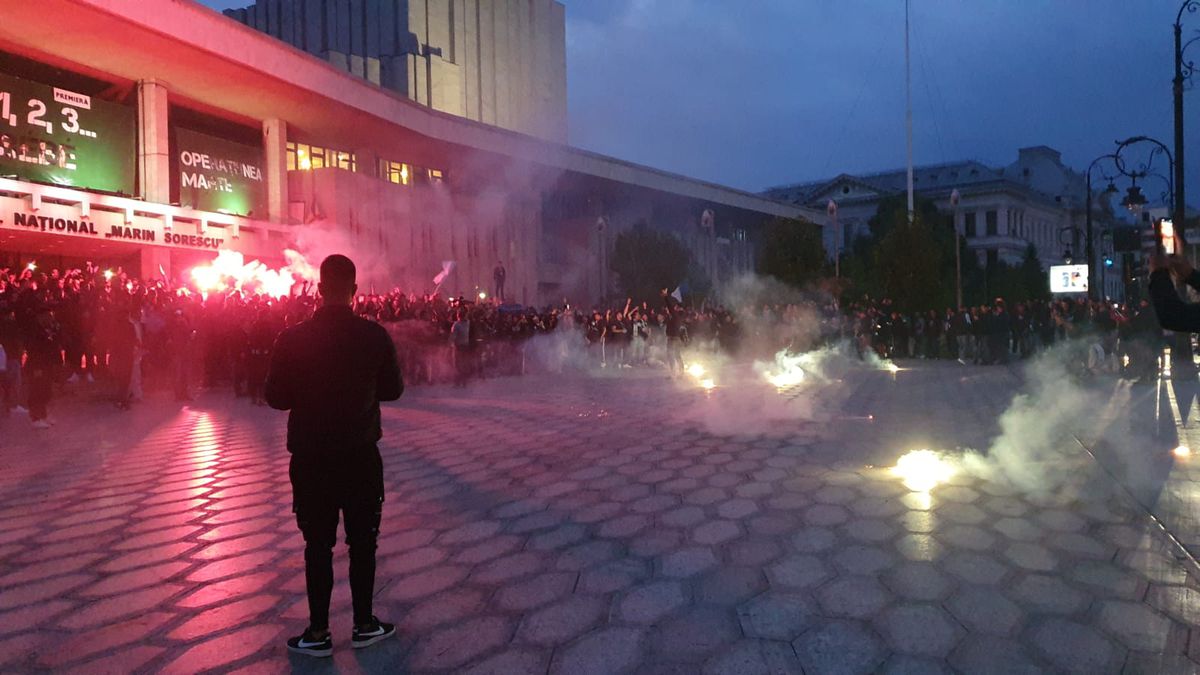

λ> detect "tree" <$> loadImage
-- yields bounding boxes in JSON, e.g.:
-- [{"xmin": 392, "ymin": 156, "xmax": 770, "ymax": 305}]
[
  {"xmin": 609, "ymin": 222, "xmax": 691, "ymax": 304},
  {"xmin": 873, "ymin": 210, "xmax": 949, "ymax": 311},
  {"xmin": 757, "ymin": 217, "xmax": 827, "ymax": 288}
]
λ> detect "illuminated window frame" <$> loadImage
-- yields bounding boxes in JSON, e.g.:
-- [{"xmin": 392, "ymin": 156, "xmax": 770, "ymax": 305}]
[
  {"xmin": 287, "ymin": 141, "xmax": 357, "ymax": 172},
  {"xmin": 378, "ymin": 158, "xmax": 411, "ymax": 186}
]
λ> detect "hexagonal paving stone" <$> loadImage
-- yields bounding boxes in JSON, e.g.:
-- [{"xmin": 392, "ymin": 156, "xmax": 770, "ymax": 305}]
[
  {"xmin": 410, "ymin": 616, "xmax": 515, "ymax": 670},
  {"xmin": 555, "ymin": 540, "xmax": 619, "ymax": 571},
  {"xmin": 660, "ymin": 546, "xmax": 719, "ymax": 578},
  {"xmin": 647, "ymin": 606, "xmax": 740, "ymax": 663},
  {"xmin": 716, "ymin": 498, "xmax": 759, "ymax": 520},
  {"xmin": 1034, "ymin": 508, "xmax": 1085, "ymax": 532},
  {"xmin": 844, "ymin": 519, "xmax": 897, "ymax": 543},
  {"xmin": 949, "ymin": 635, "xmax": 1043, "ymax": 674},
  {"xmin": 617, "ymin": 580, "xmax": 687, "ymax": 624},
  {"xmin": 992, "ymin": 517, "xmax": 1043, "ymax": 542},
  {"xmin": 936, "ymin": 486, "xmax": 980, "ymax": 504},
  {"xmin": 702, "ymin": 639, "xmax": 802, "ymax": 675},
  {"xmin": 737, "ymin": 592, "xmax": 818, "ymax": 641},
  {"xmin": 550, "ymin": 627, "xmax": 644, "ymax": 675},
  {"xmin": 897, "ymin": 510, "xmax": 936, "ymax": 534},
  {"xmin": 938, "ymin": 525, "xmax": 996, "ymax": 551},
  {"xmin": 894, "ymin": 534, "xmax": 945, "ymax": 562},
  {"xmin": 692, "ymin": 519, "xmax": 742, "ymax": 546},
  {"xmin": 462, "ymin": 648, "xmax": 548, "ymax": 675},
  {"xmin": 943, "ymin": 552, "xmax": 1010, "ymax": 585},
  {"xmin": 1121, "ymin": 550, "xmax": 1190, "ymax": 585},
  {"xmin": 578, "ymin": 558, "xmax": 650, "ymax": 594},
  {"xmin": 1004, "ymin": 542, "xmax": 1058, "ymax": 572},
  {"xmin": 945, "ymin": 585, "xmax": 1025, "ymax": 636},
  {"xmin": 767, "ymin": 554, "xmax": 832, "ymax": 590},
  {"xmin": 793, "ymin": 620, "xmax": 886, "ymax": 675},
  {"xmin": 1029, "ymin": 618, "xmax": 1122, "ymax": 674},
  {"xmin": 517, "ymin": 595, "xmax": 608, "ymax": 646},
  {"xmin": 697, "ymin": 567, "xmax": 768, "ymax": 606},
  {"xmin": 878, "ymin": 655, "xmax": 952, "ymax": 674},
  {"xmin": 833, "ymin": 545, "xmax": 895, "ymax": 575},
  {"xmin": 804, "ymin": 504, "xmax": 850, "ymax": 526},
  {"xmin": 850, "ymin": 496, "xmax": 907, "ymax": 518},
  {"xmin": 728, "ymin": 538, "xmax": 784, "ymax": 567},
  {"xmin": 1046, "ymin": 532, "xmax": 1113, "ymax": 560},
  {"xmin": 1147, "ymin": 584, "xmax": 1200, "ymax": 624},
  {"xmin": 817, "ymin": 576, "xmax": 892, "ymax": 619},
  {"xmin": 981, "ymin": 496, "xmax": 1030, "ymax": 517},
  {"xmin": 495, "ymin": 571, "xmax": 575, "ymax": 612},
  {"xmin": 814, "ymin": 486, "xmax": 858, "ymax": 504},
  {"xmin": 660, "ymin": 506, "xmax": 706, "ymax": 528},
  {"xmin": 882, "ymin": 562, "xmax": 953, "ymax": 601},
  {"xmin": 937, "ymin": 503, "xmax": 987, "ymax": 525},
  {"xmin": 1096, "ymin": 600, "xmax": 1172, "ymax": 652},
  {"xmin": 875, "ymin": 603, "xmax": 964, "ymax": 658},
  {"xmin": 1065, "ymin": 561, "xmax": 1143, "ymax": 599},
  {"xmin": 1009, "ymin": 574, "xmax": 1088, "ymax": 614},
  {"xmin": 628, "ymin": 529, "xmax": 685, "ymax": 557},
  {"xmin": 791, "ymin": 526, "xmax": 837, "ymax": 553}
]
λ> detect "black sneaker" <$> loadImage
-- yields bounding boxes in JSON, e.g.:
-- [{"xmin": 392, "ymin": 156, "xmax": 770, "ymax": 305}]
[
  {"xmin": 351, "ymin": 617, "xmax": 395, "ymax": 649},
  {"xmin": 286, "ymin": 629, "xmax": 332, "ymax": 657}
]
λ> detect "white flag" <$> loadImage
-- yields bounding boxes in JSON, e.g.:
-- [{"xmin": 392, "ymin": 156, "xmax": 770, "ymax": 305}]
[{"xmin": 433, "ymin": 260, "xmax": 456, "ymax": 285}]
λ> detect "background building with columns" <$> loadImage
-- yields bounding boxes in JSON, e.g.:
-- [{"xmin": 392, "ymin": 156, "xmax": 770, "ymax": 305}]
[{"xmin": 765, "ymin": 146, "xmax": 1126, "ymax": 300}]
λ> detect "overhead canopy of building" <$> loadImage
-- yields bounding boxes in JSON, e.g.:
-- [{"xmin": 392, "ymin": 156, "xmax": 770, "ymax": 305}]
[{"xmin": 0, "ymin": 0, "xmax": 808, "ymax": 221}]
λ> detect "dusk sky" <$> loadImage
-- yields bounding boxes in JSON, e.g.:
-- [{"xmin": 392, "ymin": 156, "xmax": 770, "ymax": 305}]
[{"xmin": 199, "ymin": 0, "xmax": 1186, "ymax": 195}]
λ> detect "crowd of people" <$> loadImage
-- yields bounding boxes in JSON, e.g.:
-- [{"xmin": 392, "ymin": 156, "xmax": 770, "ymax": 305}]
[
  {"xmin": 842, "ymin": 296, "xmax": 1163, "ymax": 378},
  {"xmin": 0, "ymin": 259, "xmax": 1170, "ymax": 429}
]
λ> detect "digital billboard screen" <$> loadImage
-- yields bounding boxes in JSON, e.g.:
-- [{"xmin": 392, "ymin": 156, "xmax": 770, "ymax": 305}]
[
  {"xmin": 0, "ymin": 71, "xmax": 136, "ymax": 195},
  {"xmin": 175, "ymin": 128, "xmax": 266, "ymax": 218},
  {"xmin": 1049, "ymin": 264, "xmax": 1089, "ymax": 294}
]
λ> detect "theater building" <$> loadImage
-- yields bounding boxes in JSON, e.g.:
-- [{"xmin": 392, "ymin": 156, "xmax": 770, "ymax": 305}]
[{"xmin": 0, "ymin": 0, "xmax": 811, "ymax": 305}]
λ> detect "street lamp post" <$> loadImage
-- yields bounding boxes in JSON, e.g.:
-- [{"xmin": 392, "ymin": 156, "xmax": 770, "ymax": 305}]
[
  {"xmin": 1084, "ymin": 153, "xmax": 1120, "ymax": 301},
  {"xmin": 951, "ymin": 189, "xmax": 962, "ymax": 309},
  {"xmin": 830, "ymin": 198, "xmax": 840, "ymax": 277},
  {"xmin": 1174, "ymin": 1, "xmax": 1198, "ymax": 246}
]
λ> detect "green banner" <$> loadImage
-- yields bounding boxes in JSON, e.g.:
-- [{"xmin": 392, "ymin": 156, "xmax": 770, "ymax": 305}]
[
  {"xmin": 0, "ymin": 71, "xmax": 136, "ymax": 194},
  {"xmin": 175, "ymin": 128, "xmax": 265, "ymax": 218}
]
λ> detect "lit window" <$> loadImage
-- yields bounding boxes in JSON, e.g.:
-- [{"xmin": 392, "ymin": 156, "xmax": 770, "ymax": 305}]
[
  {"xmin": 378, "ymin": 159, "xmax": 411, "ymax": 185},
  {"xmin": 287, "ymin": 141, "xmax": 356, "ymax": 172}
]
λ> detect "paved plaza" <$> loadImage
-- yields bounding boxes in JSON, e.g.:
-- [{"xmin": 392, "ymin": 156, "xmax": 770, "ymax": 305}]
[{"xmin": 3, "ymin": 359, "xmax": 1200, "ymax": 673}]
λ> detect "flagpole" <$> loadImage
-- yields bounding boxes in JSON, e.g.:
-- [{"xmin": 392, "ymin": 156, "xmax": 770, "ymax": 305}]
[{"xmin": 905, "ymin": 0, "xmax": 914, "ymax": 223}]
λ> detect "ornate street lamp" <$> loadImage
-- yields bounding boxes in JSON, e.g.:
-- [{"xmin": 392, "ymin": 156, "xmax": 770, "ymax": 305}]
[
  {"xmin": 1173, "ymin": 1, "xmax": 1198, "ymax": 245},
  {"xmin": 1084, "ymin": 153, "xmax": 1120, "ymax": 300}
]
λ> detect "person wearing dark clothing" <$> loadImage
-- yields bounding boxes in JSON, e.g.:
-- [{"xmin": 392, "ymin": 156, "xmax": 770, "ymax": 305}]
[
  {"xmin": 493, "ymin": 261, "xmax": 506, "ymax": 302},
  {"xmin": 24, "ymin": 305, "xmax": 59, "ymax": 428},
  {"xmin": 265, "ymin": 255, "xmax": 403, "ymax": 658},
  {"xmin": 1149, "ymin": 255, "xmax": 1200, "ymax": 332}
]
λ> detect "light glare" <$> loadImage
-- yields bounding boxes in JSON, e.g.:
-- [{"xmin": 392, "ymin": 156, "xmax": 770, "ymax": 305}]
[{"xmin": 892, "ymin": 449, "xmax": 956, "ymax": 492}]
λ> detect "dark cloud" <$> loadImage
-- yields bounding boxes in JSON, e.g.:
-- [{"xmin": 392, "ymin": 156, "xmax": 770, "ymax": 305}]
[{"xmin": 200, "ymin": 0, "xmax": 1188, "ymax": 194}]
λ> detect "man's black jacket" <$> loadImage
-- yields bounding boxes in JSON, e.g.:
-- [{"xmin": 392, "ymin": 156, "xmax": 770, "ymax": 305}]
[
  {"xmin": 1149, "ymin": 268, "xmax": 1200, "ymax": 332},
  {"xmin": 265, "ymin": 304, "xmax": 403, "ymax": 456}
]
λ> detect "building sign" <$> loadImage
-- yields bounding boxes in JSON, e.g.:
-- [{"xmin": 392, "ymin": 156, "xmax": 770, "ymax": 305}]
[
  {"xmin": 1049, "ymin": 264, "xmax": 1088, "ymax": 294},
  {"xmin": 0, "ymin": 72, "xmax": 136, "ymax": 195},
  {"xmin": 175, "ymin": 128, "xmax": 265, "ymax": 217},
  {"xmin": 8, "ymin": 210, "xmax": 225, "ymax": 250}
]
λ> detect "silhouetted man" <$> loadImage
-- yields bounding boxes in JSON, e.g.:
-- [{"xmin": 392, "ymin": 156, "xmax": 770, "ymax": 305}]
[
  {"xmin": 266, "ymin": 254, "xmax": 403, "ymax": 657},
  {"xmin": 493, "ymin": 261, "xmax": 506, "ymax": 302}
]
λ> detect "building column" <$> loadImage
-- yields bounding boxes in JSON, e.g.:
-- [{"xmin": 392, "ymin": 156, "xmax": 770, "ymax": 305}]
[
  {"xmin": 263, "ymin": 118, "xmax": 288, "ymax": 223},
  {"xmin": 136, "ymin": 81, "xmax": 170, "ymax": 204}
]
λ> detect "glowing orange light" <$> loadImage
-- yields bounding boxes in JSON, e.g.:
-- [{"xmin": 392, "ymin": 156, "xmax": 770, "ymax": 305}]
[{"xmin": 1174, "ymin": 445, "xmax": 1191, "ymax": 458}]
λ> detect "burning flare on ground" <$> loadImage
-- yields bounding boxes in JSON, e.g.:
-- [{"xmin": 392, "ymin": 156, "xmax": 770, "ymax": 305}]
[
  {"xmin": 755, "ymin": 350, "xmax": 808, "ymax": 389},
  {"xmin": 892, "ymin": 449, "xmax": 956, "ymax": 492}
]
